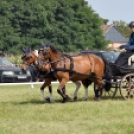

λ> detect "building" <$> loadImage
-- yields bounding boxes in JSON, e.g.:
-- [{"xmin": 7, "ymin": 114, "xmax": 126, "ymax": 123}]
[{"xmin": 101, "ymin": 24, "xmax": 128, "ymax": 49}]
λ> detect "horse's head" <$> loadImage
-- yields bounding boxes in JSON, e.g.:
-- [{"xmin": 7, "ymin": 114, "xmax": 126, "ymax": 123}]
[
  {"xmin": 38, "ymin": 42, "xmax": 51, "ymax": 59},
  {"xmin": 38, "ymin": 42, "xmax": 51, "ymax": 65},
  {"xmin": 21, "ymin": 48, "xmax": 38, "ymax": 71}
]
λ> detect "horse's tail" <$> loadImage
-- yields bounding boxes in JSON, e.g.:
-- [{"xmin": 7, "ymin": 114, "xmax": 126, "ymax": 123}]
[{"xmin": 103, "ymin": 59, "xmax": 112, "ymax": 91}]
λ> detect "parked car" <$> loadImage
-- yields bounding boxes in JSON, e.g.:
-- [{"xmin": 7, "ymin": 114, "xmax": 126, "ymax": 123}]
[
  {"xmin": 78, "ymin": 51, "xmax": 120, "ymax": 63},
  {"xmin": 0, "ymin": 57, "xmax": 31, "ymax": 83}
]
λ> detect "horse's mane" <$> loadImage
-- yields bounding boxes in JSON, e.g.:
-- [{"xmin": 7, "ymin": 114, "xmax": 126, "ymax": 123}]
[
  {"xmin": 50, "ymin": 45, "xmax": 78, "ymax": 57},
  {"xmin": 50, "ymin": 45, "xmax": 60, "ymax": 53}
]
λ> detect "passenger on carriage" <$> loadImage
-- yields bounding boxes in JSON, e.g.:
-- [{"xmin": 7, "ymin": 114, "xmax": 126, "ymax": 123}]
[{"xmin": 115, "ymin": 21, "xmax": 134, "ymax": 67}]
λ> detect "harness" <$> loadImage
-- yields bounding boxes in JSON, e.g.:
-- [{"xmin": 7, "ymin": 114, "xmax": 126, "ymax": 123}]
[
  {"xmin": 21, "ymin": 52, "xmax": 32, "ymax": 67},
  {"xmin": 40, "ymin": 52, "xmax": 94, "ymax": 80},
  {"xmin": 87, "ymin": 55, "xmax": 93, "ymax": 73},
  {"xmin": 69, "ymin": 56, "xmax": 74, "ymax": 80},
  {"xmin": 22, "ymin": 51, "xmax": 38, "ymax": 67}
]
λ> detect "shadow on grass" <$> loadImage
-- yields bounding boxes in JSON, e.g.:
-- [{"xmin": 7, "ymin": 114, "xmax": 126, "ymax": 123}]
[
  {"xmin": 99, "ymin": 95, "xmax": 126, "ymax": 101},
  {"xmin": 13, "ymin": 95, "xmax": 127, "ymax": 105},
  {"xmin": 13, "ymin": 99, "xmax": 46, "ymax": 105},
  {"xmin": 13, "ymin": 97, "xmax": 95, "ymax": 105}
]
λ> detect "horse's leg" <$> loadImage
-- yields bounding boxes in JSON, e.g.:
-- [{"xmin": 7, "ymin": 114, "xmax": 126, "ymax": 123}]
[
  {"xmin": 57, "ymin": 79, "xmax": 68, "ymax": 103},
  {"xmin": 73, "ymin": 81, "xmax": 81, "ymax": 101},
  {"xmin": 82, "ymin": 80, "xmax": 89, "ymax": 101},
  {"xmin": 40, "ymin": 83, "xmax": 50, "ymax": 102},
  {"xmin": 62, "ymin": 86, "xmax": 71, "ymax": 99},
  {"xmin": 40, "ymin": 78, "xmax": 52, "ymax": 103},
  {"xmin": 48, "ymin": 83, "xmax": 54, "ymax": 102},
  {"xmin": 62, "ymin": 86, "xmax": 66, "ymax": 94},
  {"xmin": 94, "ymin": 80, "xmax": 103, "ymax": 101}
]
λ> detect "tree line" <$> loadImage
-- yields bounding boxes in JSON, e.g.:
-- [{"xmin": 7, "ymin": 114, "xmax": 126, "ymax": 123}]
[
  {"xmin": 112, "ymin": 20, "xmax": 131, "ymax": 39},
  {"xmin": 0, "ymin": 0, "xmax": 109, "ymax": 54}
]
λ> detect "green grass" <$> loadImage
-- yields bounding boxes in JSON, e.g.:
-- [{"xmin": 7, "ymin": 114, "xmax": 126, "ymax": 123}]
[{"xmin": 0, "ymin": 83, "xmax": 134, "ymax": 134}]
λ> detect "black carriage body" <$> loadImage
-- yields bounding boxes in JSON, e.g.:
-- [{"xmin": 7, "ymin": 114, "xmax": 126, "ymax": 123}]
[{"xmin": 109, "ymin": 63, "xmax": 134, "ymax": 76}]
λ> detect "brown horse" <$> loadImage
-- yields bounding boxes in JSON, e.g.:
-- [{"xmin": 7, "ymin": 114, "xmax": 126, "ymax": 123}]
[
  {"xmin": 21, "ymin": 48, "xmax": 70, "ymax": 103},
  {"xmin": 38, "ymin": 42, "xmax": 112, "ymax": 102}
]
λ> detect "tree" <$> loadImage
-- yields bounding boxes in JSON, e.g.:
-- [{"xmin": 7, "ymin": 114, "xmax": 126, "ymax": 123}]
[
  {"xmin": 101, "ymin": 18, "xmax": 109, "ymax": 25},
  {"xmin": 0, "ymin": 0, "xmax": 108, "ymax": 54},
  {"xmin": 113, "ymin": 20, "xmax": 131, "ymax": 39}
]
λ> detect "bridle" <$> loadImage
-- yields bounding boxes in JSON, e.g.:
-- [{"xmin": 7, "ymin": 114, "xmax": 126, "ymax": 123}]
[
  {"xmin": 38, "ymin": 49, "xmax": 70, "ymax": 73},
  {"xmin": 37, "ymin": 49, "xmax": 52, "ymax": 71},
  {"xmin": 21, "ymin": 52, "xmax": 37, "ymax": 67}
]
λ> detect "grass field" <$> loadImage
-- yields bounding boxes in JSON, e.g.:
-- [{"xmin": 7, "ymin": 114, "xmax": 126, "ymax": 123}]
[{"xmin": 0, "ymin": 83, "xmax": 134, "ymax": 134}]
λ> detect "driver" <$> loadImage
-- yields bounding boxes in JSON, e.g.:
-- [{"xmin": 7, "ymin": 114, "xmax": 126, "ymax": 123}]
[
  {"xmin": 115, "ymin": 21, "xmax": 134, "ymax": 66},
  {"xmin": 120, "ymin": 21, "xmax": 134, "ymax": 51}
]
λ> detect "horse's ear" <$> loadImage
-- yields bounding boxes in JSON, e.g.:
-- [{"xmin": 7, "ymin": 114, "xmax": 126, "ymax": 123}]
[
  {"xmin": 45, "ymin": 42, "xmax": 50, "ymax": 50},
  {"xmin": 21, "ymin": 48, "xmax": 26, "ymax": 53},
  {"xmin": 41, "ymin": 41, "xmax": 45, "ymax": 47},
  {"xmin": 27, "ymin": 47, "xmax": 31, "ymax": 53}
]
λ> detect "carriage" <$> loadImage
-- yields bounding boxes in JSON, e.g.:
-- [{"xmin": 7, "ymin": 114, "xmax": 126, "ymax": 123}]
[
  {"xmin": 94, "ymin": 59, "xmax": 134, "ymax": 100},
  {"xmin": 22, "ymin": 43, "xmax": 134, "ymax": 102},
  {"xmin": 38, "ymin": 43, "xmax": 134, "ymax": 101}
]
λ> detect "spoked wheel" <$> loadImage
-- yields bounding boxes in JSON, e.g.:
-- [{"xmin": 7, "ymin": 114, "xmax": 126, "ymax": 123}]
[
  {"xmin": 106, "ymin": 87, "xmax": 118, "ymax": 98},
  {"xmin": 120, "ymin": 73, "xmax": 134, "ymax": 100},
  {"xmin": 94, "ymin": 83, "xmax": 118, "ymax": 98}
]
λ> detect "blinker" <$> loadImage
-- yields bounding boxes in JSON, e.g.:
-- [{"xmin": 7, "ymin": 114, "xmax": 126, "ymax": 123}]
[
  {"xmin": 43, "ymin": 51, "xmax": 48, "ymax": 56},
  {"xmin": 25, "ymin": 56, "xmax": 31, "ymax": 61}
]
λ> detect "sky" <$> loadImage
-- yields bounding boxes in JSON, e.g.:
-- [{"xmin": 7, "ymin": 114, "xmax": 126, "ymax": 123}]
[{"xmin": 86, "ymin": 0, "xmax": 134, "ymax": 24}]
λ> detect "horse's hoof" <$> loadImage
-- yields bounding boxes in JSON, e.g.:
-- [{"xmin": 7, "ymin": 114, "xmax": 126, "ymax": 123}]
[
  {"xmin": 62, "ymin": 100, "xmax": 66, "ymax": 103},
  {"xmin": 62, "ymin": 101, "xmax": 65, "ymax": 103},
  {"xmin": 84, "ymin": 98, "xmax": 88, "ymax": 101},
  {"xmin": 65, "ymin": 95, "xmax": 71, "ymax": 100},
  {"xmin": 62, "ymin": 98, "xmax": 66, "ymax": 103},
  {"xmin": 94, "ymin": 97, "xmax": 101, "ymax": 101},
  {"xmin": 46, "ymin": 97, "xmax": 51, "ymax": 103},
  {"xmin": 74, "ymin": 96, "xmax": 77, "ymax": 101},
  {"xmin": 50, "ymin": 99, "xmax": 55, "ymax": 103}
]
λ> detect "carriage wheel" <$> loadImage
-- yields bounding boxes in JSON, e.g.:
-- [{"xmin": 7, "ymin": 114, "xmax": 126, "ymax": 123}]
[
  {"xmin": 120, "ymin": 73, "xmax": 134, "ymax": 100},
  {"xmin": 94, "ymin": 83, "xmax": 117, "ymax": 98},
  {"xmin": 107, "ymin": 87, "xmax": 118, "ymax": 98}
]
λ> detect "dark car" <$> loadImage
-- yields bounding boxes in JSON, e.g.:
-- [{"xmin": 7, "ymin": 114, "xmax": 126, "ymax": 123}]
[
  {"xmin": 0, "ymin": 57, "xmax": 32, "ymax": 83},
  {"xmin": 78, "ymin": 51, "xmax": 120, "ymax": 63}
]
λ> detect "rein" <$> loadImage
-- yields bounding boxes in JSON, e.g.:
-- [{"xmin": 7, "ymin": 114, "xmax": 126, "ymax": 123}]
[
  {"xmin": 39, "ymin": 47, "xmax": 112, "ymax": 83},
  {"xmin": 38, "ymin": 47, "xmax": 112, "ymax": 83},
  {"xmin": 41, "ymin": 52, "xmax": 100, "ymax": 80}
]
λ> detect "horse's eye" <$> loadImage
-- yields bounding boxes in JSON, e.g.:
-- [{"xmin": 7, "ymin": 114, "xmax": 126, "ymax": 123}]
[
  {"xmin": 43, "ymin": 51, "xmax": 47, "ymax": 56},
  {"xmin": 25, "ymin": 57, "xmax": 30, "ymax": 60}
]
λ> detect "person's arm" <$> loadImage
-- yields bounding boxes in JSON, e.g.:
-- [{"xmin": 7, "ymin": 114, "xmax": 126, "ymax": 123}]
[{"xmin": 120, "ymin": 34, "xmax": 133, "ymax": 50}]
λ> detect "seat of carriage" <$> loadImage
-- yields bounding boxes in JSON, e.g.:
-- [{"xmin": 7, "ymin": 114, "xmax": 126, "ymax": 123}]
[{"xmin": 108, "ymin": 52, "xmax": 134, "ymax": 76}]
